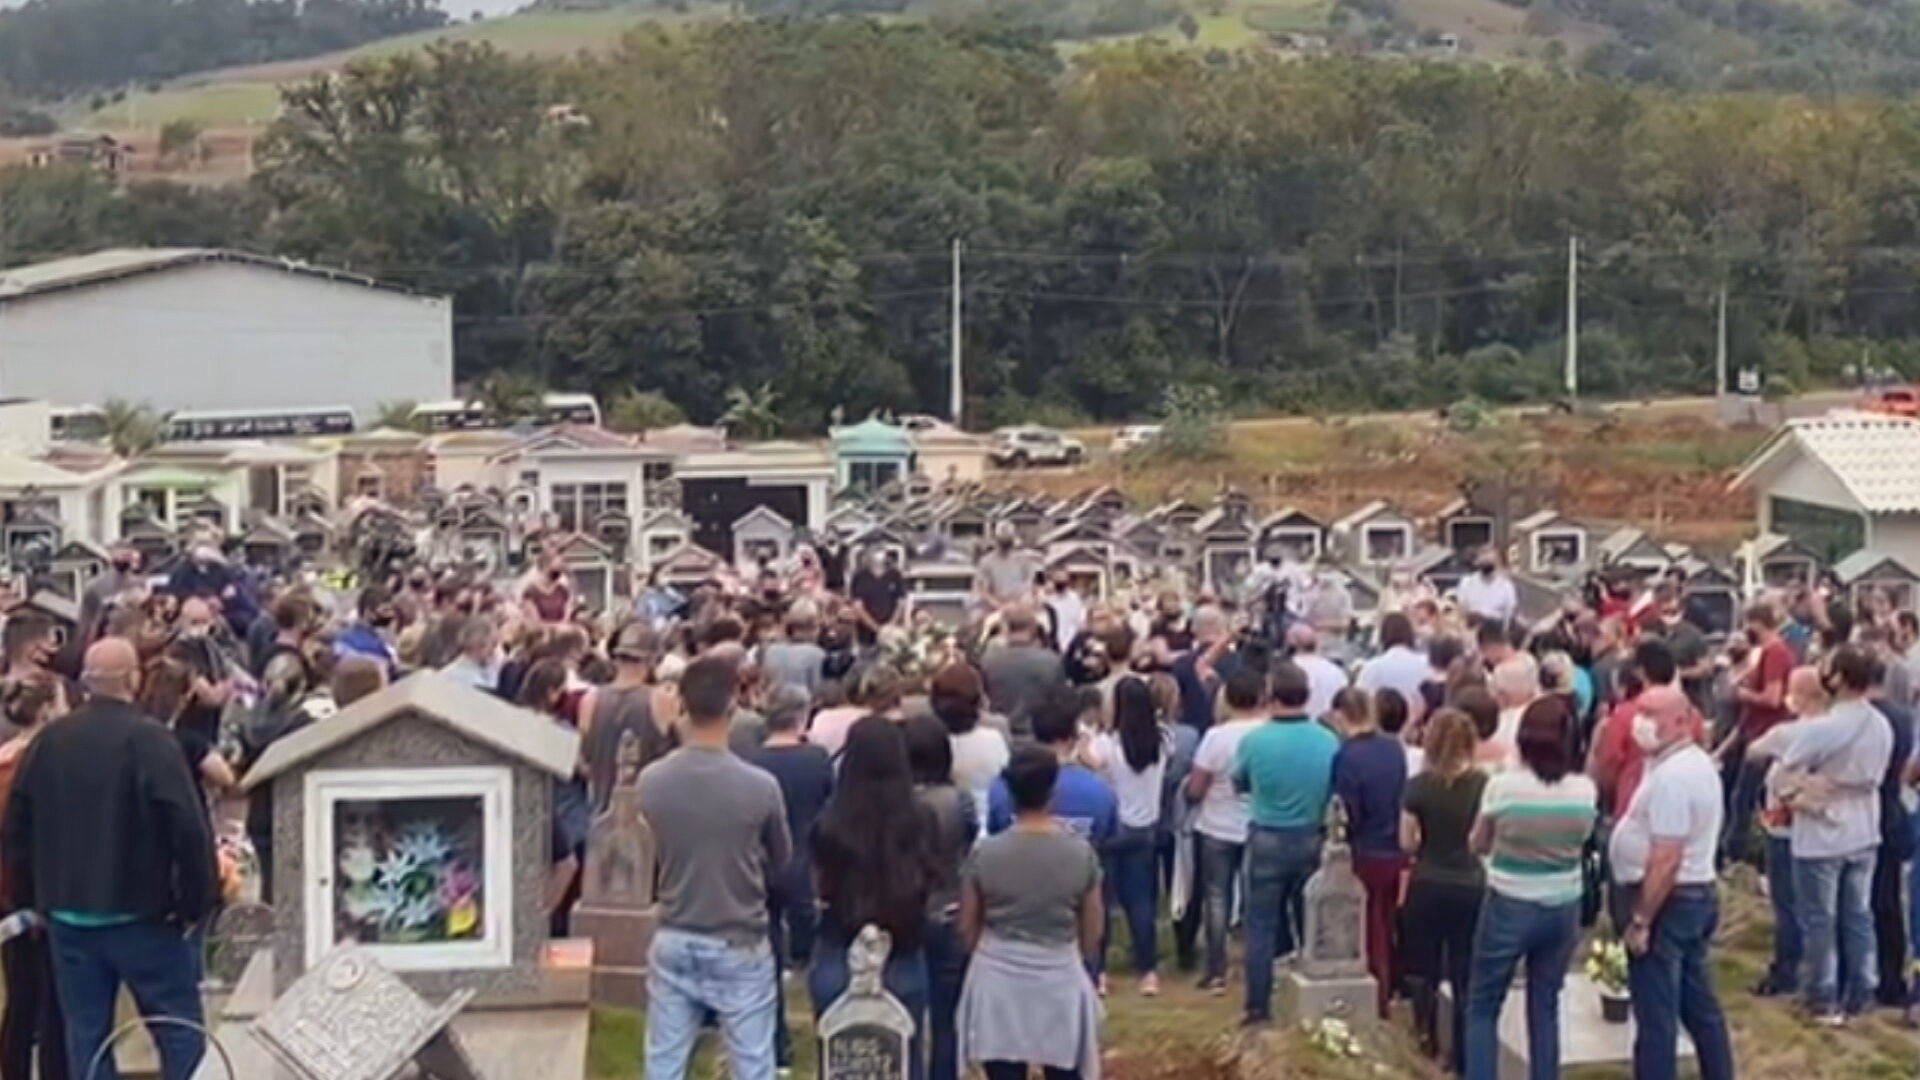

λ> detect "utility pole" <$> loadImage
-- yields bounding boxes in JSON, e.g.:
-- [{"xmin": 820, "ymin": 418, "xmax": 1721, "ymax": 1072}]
[
  {"xmin": 949, "ymin": 237, "xmax": 964, "ymax": 427},
  {"xmin": 1715, "ymin": 278, "xmax": 1729, "ymax": 398},
  {"xmin": 1564, "ymin": 235, "xmax": 1579, "ymax": 400}
]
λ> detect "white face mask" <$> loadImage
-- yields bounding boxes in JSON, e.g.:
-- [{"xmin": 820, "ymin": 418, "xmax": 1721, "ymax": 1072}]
[{"xmin": 1630, "ymin": 714, "xmax": 1663, "ymax": 753}]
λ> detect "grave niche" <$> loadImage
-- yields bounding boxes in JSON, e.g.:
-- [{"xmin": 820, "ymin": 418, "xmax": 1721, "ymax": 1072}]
[
  {"xmin": 570, "ymin": 732, "xmax": 659, "ymax": 1009},
  {"xmin": 241, "ymin": 672, "xmax": 582, "ymax": 1006},
  {"xmin": 1278, "ymin": 805, "xmax": 1377, "ymax": 1027}
]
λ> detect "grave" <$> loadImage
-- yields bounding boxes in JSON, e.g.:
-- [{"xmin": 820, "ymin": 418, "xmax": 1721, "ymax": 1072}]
[
  {"xmin": 251, "ymin": 947, "xmax": 481, "ymax": 1080},
  {"xmin": 199, "ymin": 672, "xmax": 592, "ymax": 1080},
  {"xmin": 818, "ymin": 925, "xmax": 916, "ymax": 1080},
  {"xmin": 207, "ymin": 902, "xmax": 278, "ymax": 990},
  {"xmin": 1437, "ymin": 972, "xmax": 1696, "ymax": 1080},
  {"xmin": 569, "ymin": 732, "xmax": 659, "ymax": 1009},
  {"xmin": 1277, "ymin": 810, "xmax": 1376, "ymax": 1027}
]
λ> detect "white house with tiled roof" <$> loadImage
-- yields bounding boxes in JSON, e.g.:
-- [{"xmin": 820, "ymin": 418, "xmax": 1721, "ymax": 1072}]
[{"xmin": 1731, "ymin": 411, "xmax": 1920, "ymax": 571}]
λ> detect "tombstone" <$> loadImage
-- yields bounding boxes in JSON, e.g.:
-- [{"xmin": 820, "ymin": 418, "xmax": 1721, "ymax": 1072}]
[
  {"xmin": 571, "ymin": 732, "xmax": 659, "ymax": 1009},
  {"xmin": 250, "ymin": 946, "xmax": 482, "ymax": 1080},
  {"xmin": 1278, "ymin": 806, "xmax": 1377, "ymax": 1027},
  {"xmin": 818, "ymin": 925, "xmax": 916, "ymax": 1080},
  {"xmin": 207, "ymin": 902, "xmax": 278, "ymax": 989}
]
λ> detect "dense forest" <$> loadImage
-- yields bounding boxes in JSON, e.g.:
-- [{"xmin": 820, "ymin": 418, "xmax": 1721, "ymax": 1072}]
[
  {"xmin": 0, "ymin": 0, "xmax": 446, "ymax": 97},
  {"xmin": 7, "ymin": 24, "xmax": 1920, "ymax": 432}
]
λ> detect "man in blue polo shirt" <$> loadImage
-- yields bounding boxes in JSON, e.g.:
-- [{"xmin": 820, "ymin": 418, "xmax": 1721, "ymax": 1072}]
[{"xmin": 1235, "ymin": 659, "xmax": 1341, "ymax": 1025}]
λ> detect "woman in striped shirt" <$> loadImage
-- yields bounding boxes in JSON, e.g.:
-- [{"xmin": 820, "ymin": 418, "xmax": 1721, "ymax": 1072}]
[{"xmin": 1461, "ymin": 696, "xmax": 1598, "ymax": 1080}]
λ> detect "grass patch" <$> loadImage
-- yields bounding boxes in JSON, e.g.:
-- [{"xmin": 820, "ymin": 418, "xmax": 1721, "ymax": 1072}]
[{"xmin": 75, "ymin": 83, "xmax": 283, "ymax": 128}]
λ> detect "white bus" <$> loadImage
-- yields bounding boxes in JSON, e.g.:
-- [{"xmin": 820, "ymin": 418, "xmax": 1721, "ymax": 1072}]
[
  {"xmin": 166, "ymin": 405, "xmax": 357, "ymax": 441},
  {"xmin": 410, "ymin": 392, "xmax": 603, "ymax": 432}
]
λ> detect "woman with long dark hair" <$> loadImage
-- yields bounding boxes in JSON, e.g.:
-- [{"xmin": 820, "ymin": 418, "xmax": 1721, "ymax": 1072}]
[
  {"xmin": 810, "ymin": 716, "xmax": 936, "ymax": 1080},
  {"xmin": 904, "ymin": 713, "xmax": 978, "ymax": 1080},
  {"xmin": 1090, "ymin": 676, "xmax": 1167, "ymax": 996}
]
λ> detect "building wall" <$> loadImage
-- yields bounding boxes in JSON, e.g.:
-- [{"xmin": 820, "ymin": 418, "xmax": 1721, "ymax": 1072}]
[
  {"xmin": 1868, "ymin": 513, "xmax": 1920, "ymax": 569},
  {"xmin": 1754, "ymin": 451, "xmax": 1857, "ymax": 533},
  {"xmin": 0, "ymin": 262, "xmax": 451, "ymax": 420}
]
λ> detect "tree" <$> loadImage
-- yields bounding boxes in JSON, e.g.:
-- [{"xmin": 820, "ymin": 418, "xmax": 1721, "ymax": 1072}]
[
  {"xmin": 372, "ymin": 401, "xmax": 426, "ymax": 432},
  {"xmin": 1150, "ymin": 384, "xmax": 1228, "ymax": 462},
  {"xmin": 99, "ymin": 399, "xmax": 167, "ymax": 458},
  {"xmin": 719, "ymin": 383, "xmax": 783, "ymax": 440},
  {"xmin": 157, "ymin": 118, "xmax": 203, "ymax": 165},
  {"xmin": 471, "ymin": 371, "xmax": 547, "ymax": 425},
  {"xmin": 1177, "ymin": 12, "xmax": 1200, "ymax": 41},
  {"xmin": 607, "ymin": 389, "xmax": 685, "ymax": 433}
]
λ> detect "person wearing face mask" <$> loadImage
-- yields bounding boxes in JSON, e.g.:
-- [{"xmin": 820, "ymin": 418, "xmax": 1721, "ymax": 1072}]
[
  {"xmin": 850, "ymin": 550, "xmax": 907, "ymax": 647},
  {"xmin": 1455, "ymin": 548, "xmax": 1517, "ymax": 627},
  {"xmin": 1606, "ymin": 685, "xmax": 1734, "ymax": 1080},
  {"xmin": 332, "ymin": 585, "xmax": 399, "ymax": 677},
  {"xmin": 975, "ymin": 526, "xmax": 1037, "ymax": 613},
  {"xmin": 521, "ymin": 558, "xmax": 574, "ymax": 625},
  {"xmin": 1743, "ymin": 666, "xmax": 1828, "ymax": 998}
]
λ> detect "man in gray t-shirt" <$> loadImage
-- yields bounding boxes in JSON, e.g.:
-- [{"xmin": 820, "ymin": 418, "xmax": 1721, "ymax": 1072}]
[
  {"xmin": 981, "ymin": 605, "xmax": 1066, "ymax": 737},
  {"xmin": 976, "ymin": 527, "xmax": 1038, "ymax": 609},
  {"xmin": 760, "ymin": 603, "xmax": 826, "ymax": 699},
  {"xmin": 636, "ymin": 654, "xmax": 792, "ymax": 1077}
]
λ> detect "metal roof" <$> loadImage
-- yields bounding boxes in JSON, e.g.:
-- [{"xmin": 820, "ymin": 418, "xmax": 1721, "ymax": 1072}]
[
  {"xmin": 1733, "ymin": 413, "xmax": 1920, "ymax": 513},
  {"xmin": 0, "ymin": 248, "xmax": 439, "ymax": 303}
]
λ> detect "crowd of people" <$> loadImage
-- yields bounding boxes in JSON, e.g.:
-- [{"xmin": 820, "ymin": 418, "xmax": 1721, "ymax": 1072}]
[{"xmin": 0, "ymin": 518, "xmax": 1917, "ymax": 1080}]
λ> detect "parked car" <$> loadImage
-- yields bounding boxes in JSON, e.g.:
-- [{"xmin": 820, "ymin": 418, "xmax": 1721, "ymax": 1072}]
[
  {"xmin": 1863, "ymin": 385, "xmax": 1920, "ymax": 418},
  {"xmin": 991, "ymin": 425, "xmax": 1086, "ymax": 468},
  {"xmin": 1110, "ymin": 424, "xmax": 1164, "ymax": 455}
]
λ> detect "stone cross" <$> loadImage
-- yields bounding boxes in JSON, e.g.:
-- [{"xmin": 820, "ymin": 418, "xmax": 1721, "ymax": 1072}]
[
  {"xmin": 818, "ymin": 926, "xmax": 917, "ymax": 1080},
  {"xmin": 572, "ymin": 731, "xmax": 659, "ymax": 1007},
  {"xmin": 1301, "ymin": 801, "xmax": 1367, "ymax": 980}
]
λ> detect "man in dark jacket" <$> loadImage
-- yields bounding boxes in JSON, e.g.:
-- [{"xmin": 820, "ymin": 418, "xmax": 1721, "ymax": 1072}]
[{"xmin": 2, "ymin": 637, "xmax": 216, "ymax": 1080}]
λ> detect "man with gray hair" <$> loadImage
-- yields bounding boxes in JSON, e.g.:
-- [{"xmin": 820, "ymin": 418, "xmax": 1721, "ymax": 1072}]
[
  {"xmin": 745, "ymin": 682, "xmax": 832, "ymax": 1071},
  {"xmin": 4, "ymin": 638, "xmax": 216, "ymax": 1080},
  {"xmin": 1172, "ymin": 604, "xmax": 1240, "ymax": 732},
  {"xmin": 1489, "ymin": 652, "xmax": 1542, "ymax": 768},
  {"xmin": 440, "ymin": 617, "xmax": 501, "ymax": 693}
]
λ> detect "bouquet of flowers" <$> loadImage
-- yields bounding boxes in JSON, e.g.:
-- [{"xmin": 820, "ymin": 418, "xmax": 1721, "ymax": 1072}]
[
  {"xmin": 1303, "ymin": 1018, "xmax": 1363, "ymax": 1058},
  {"xmin": 1585, "ymin": 938, "xmax": 1629, "ymax": 996},
  {"xmin": 336, "ymin": 814, "xmax": 483, "ymax": 945}
]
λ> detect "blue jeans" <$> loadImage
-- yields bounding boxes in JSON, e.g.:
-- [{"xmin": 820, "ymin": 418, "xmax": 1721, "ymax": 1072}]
[
  {"xmin": 1909, "ymin": 810, "xmax": 1920, "ymax": 987},
  {"xmin": 1198, "ymin": 834, "xmax": 1244, "ymax": 984},
  {"xmin": 1618, "ymin": 885, "xmax": 1736, "ymax": 1080},
  {"xmin": 924, "ymin": 920, "xmax": 967, "ymax": 1080},
  {"xmin": 1106, "ymin": 825, "xmax": 1159, "ymax": 976},
  {"xmin": 1462, "ymin": 892, "xmax": 1578, "ymax": 1080},
  {"xmin": 808, "ymin": 934, "xmax": 930, "ymax": 1080},
  {"xmin": 1795, "ymin": 848, "xmax": 1878, "ymax": 1014},
  {"xmin": 1764, "ymin": 835, "xmax": 1803, "ymax": 991},
  {"xmin": 646, "ymin": 928, "xmax": 778, "ymax": 1080},
  {"xmin": 1241, "ymin": 825, "xmax": 1322, "ymax": 1022},
  {"xmin": 47, "ymin": 919, "xmax": 205, "ymax": 1080}
]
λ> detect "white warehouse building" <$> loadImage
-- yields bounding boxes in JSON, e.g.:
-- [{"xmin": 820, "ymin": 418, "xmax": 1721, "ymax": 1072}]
[{"xmin": 0, "ymin": 248, "xmax": 453, "ymax": 421}]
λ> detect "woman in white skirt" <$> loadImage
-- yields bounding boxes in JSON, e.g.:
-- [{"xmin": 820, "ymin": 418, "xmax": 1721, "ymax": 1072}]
[{"xmin": 956, "ymin": 745, "xmax": 1104, "ymax": 1080}]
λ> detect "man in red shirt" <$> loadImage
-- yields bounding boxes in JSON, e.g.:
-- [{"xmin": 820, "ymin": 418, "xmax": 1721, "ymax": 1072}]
[{"xmin": 1721, "ymin": 601, "xmax": 1795, "ymax": 864}]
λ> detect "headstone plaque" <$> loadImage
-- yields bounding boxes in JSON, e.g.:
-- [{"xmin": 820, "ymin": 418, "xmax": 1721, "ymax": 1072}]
[
  {"xmin": 251, "ymin": 947, "xmax": 482, "ymax": 1080},
  {"xmin": 818, "ymin": 926, "xmax": 915, "ymax": 1080},
  {"xmin": 206, "ymin": 902, "xmax": 276, "ymax": 989},
  {"xmin": 571, "ymin": 732, "xmax": 659, "ymax": 1008}
]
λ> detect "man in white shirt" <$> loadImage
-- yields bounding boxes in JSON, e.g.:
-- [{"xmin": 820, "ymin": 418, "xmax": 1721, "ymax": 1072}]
[
  {"xmin": 1608, "ymin": 685, "xmax": 1734, "ymax": 1080},
  {"xmin": 1183, "ymin": 666, "xmax": 1266, "ymax": 994},
  {"xmin": 1288, "ymin": 623, "xmax": 1348, "ymax": 722},
  {"xmin": 1487, "ymin": 653, "xmax": 1540, "ymax": 767},
  {"xmin": 1044, "ymin": 570, "xmax": 1087, "ymax": 653},
  {"xmin": 1356, "ymin": 613, "xmax": 1429, "ymax": 725},
  {"xmin": 1778, "ymin": 645, "xmax": 1895, "ymax": 1024},
  {"xmin": 1454, "ymin": 548, "xmax": 1518, "ymax": 628}
]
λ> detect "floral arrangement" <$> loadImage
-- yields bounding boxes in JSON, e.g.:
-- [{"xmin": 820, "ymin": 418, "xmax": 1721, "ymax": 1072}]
[
  {"xmin": 1303, "ymin": 1018, "xmax": 1363, "ymax": 1059},
  {"xmin": 879, "ymin": 620, "xmax": 958, "ymax": 681},
  {"xmin": 335, "ymin": 803, "xmax": 484, "ymax": 946},
  {"xmin": 1585, "ymin": 938, "xmax": 1629, "ymax": 996}
]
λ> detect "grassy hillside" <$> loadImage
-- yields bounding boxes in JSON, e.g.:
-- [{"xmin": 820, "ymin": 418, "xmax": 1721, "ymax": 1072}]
[{"xmin": 73, "ymin": 6, "xmax": 684, "ymax": 127}]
